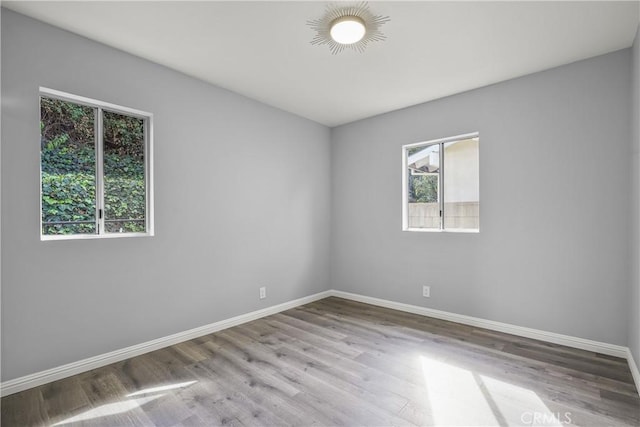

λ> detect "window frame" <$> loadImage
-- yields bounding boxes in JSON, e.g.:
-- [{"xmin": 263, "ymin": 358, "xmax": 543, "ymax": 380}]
[
  {"xmin": 39, "ymin": 87, "xmax": 154, "ymax": 241},
  {"xmin": 402, "ymin": 131, "xmax": 479, "ymax": 233}
]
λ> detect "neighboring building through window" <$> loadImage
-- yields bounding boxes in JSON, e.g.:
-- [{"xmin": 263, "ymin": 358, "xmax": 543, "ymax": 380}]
[
  {"xmin": 40, "ymin": 88, "xmax": 153, "ymax": 239},
  {"xmin": 403, "ymin": 133, "xmax": 479, "ymax": 232}
]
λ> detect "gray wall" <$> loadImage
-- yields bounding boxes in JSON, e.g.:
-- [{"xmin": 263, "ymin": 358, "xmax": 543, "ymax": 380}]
[
  {"xmin": 331, "ymin": 49, "xmax": 632, "ymax": 345},
  {"xmin": 630, "ymin": 25, "xmax": 640, "ymax": 367},
  {"xmin": 2, "ymin": 8, "xmax": 637, "ymax": 384},
  {"xmin": 1, "ymin": 10, "xmax": 332, "ymax": 381}
]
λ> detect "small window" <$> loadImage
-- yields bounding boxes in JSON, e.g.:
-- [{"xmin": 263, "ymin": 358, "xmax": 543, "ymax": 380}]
[
  {"xmin": 40, "ymin": 88, "xmax": 153, "ymax": 240},
  {"xmin": 403, "ymin": 133, "xmax": 479, "ymax": 232}
]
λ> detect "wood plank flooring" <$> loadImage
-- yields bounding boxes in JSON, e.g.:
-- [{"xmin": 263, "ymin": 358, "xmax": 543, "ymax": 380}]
[{"xmin": 2, "ymin": 297, "xmax": 639, "ymax": 426}]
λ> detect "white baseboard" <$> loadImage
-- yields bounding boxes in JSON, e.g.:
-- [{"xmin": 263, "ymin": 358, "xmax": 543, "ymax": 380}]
[
  {"xmin": 0, "ymin": 290, "xmax": 332, "ymax": 397},
  {"xmin": 329, "ymin": 290, "xmax": 629, "ymax": 358},
  {"xmin": 2, "ymin": 288, "xmax": 636, "ymax": 397},
  {"xmin": 627, "ymin": 348, "xmax": 640, "ymax": 394}
]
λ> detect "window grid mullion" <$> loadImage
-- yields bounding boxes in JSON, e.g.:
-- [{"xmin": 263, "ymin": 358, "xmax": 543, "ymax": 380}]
[
  {"xmin": 96, "ymin": 107, "xmax": 105, "ymax": 235},
  {"xmin": 144, "ymin": 118, "xmax": 151, "ymax": 234},
  {"xmin": 439, "ymin": 142, "xmax": 445, "ymax": 230}
]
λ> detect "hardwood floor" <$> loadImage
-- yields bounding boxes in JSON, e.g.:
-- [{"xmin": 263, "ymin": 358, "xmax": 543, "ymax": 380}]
[{"xmin": 2, "ymin": 297, "xmax": 639, "ymax": 426}]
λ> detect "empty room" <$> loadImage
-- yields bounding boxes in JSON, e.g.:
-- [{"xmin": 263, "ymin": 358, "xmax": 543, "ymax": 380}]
[{"xmin": 1, "ymin": 1, "xmax": 640, "ymax": 426}]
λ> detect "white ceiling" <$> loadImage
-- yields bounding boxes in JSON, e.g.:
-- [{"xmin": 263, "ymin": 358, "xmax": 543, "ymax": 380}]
[{"xmin": 4, "ymin": 1, "xmax": 639, "ymax": 127}]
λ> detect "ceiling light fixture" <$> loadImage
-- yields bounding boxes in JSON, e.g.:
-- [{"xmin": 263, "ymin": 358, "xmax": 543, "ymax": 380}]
[
  {"xmin": 308, "ymin": 2, "xmax": 390, "ymax": 55},
  {"xmin": 330, "ymin": 16, "xmax": 366, "ymax": 45}
]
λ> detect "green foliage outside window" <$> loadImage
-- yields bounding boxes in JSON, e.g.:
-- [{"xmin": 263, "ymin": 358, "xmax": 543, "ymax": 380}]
[{"xmin": 408, "ymin": 174, "xmax": 438, "ymax": 203}]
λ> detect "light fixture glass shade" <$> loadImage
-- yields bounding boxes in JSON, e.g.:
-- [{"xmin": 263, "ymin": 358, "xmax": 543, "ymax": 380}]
[{"xmin": 330, "ymin": 16, "xmax": 366, "ymax": 45}]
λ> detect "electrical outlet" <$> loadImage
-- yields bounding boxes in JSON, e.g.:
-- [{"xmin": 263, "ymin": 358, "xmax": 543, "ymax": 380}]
[
  {"xmin": 422, "ymin": 285, "xmax": 430, "ymax": 298},
  {"xmin": 259, "ymin": 286, "xmax": 266, "ymax": 299}
]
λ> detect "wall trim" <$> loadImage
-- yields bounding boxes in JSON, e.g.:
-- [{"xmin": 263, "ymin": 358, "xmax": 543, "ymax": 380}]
[
  {"xmin": 0, "ymin": 290, "xmax": 332, "ymax": 397},
  {"xmin": 628, "ymin": 348, "xmax": 640, "ymax": 394},
  {"xmin": 330, "ymin": 290, "xmax": 630, "ymax": 358},
  {"xmin": 2, "ymin": 289, "xmax": 636, "ymax": 397}
]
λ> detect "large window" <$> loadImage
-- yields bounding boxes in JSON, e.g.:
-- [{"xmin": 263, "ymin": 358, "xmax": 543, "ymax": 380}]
[
  {"xmin": 403, "ymin": 133, "xmax": 479, "ymax": 232},
  {"xmin": 40, "ymin": 88, "xmax": 153, "ymax": 239}
]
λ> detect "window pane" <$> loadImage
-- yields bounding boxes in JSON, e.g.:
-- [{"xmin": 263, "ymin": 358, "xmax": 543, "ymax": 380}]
[
  {"xmin": 41, "ymin": 98, "xmax": 96, "ymax": 235},
  {"xmin": 444, "ymin": 138, "xmax": 479, "ymax": 230},
  {"xmin": 407, "ymin": 144, "xmax": 440, "ymax": 229},
  {"xmin": 103, "ymin": 111, "xmax": 146, "ymax": 233}
]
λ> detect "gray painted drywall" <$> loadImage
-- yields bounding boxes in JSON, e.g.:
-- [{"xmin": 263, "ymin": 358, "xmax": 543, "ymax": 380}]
[
  {"xmin": 1, "ymin": 9, "xmax": 331, "ymax": 381},
  {"xmin": 2, "ymin": 7, "xmax": 637, "ymax": 384},
  {"xmin": 331, "ymin": 49, "xmax": 632, "ymax": 345},
  {"xmin": 630, "ymin": 25, "xmax": 640, "ymax": 367}
]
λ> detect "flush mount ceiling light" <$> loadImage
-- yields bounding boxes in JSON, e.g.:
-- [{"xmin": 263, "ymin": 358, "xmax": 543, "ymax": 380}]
[
  {"xmin": 330, "ymin": 16, "xmax": 366, "ymax": 44},
  {"xmin": 307, "ymin": 2, "xmax": 390, "ymax": 55}
]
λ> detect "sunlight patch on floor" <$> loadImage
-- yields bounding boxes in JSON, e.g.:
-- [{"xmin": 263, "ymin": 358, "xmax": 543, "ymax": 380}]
[
  {"xmin": 480, "ymin": 375, "xmax": 564, "ymax": 426},
  {"xmin": 126, "ymin": 380, "xmax": 197, "ymax": 397},
  {"xmin": 52, "ymin": 394, "xmax": 164, "ymax": 426},
  {"xmin": 420, "ymin": 355, "xmax": 499, "ymax": 426},
  {"xmin": 52, "ymin": 379, "xmax": 199, "ymax": 426},
  {"xmin": 420, "ymin": 356, "xmax": 564, "ymax": 426}
]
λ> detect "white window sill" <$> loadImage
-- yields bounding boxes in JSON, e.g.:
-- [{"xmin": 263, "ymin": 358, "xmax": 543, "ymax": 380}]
[
  {"xmin": 41, "ymin": 232, "xmax": 153, "ymax": 241},
  {"xmin": 403, "ymin": 228, "xmax": 479, "ymax": 233}
]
